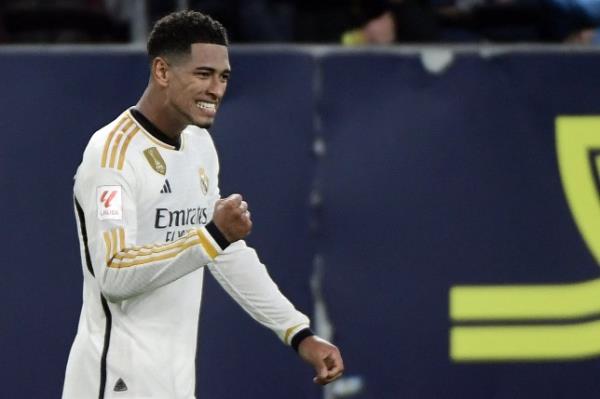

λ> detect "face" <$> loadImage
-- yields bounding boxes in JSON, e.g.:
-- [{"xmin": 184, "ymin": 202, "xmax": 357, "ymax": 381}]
[{"xmin": 164, "ymin": 43, "xmax": 231, "ymax": 129}]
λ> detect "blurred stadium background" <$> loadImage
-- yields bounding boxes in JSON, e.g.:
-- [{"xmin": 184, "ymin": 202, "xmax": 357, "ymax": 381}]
[{"xmin": 3, "ymin": 1, "xmax": 600, "ymax": 398}]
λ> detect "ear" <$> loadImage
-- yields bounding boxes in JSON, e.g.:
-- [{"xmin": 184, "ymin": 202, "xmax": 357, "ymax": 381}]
[{"xmin": 151, "ymin": 57, "xmax": 170, "ymax": 88}]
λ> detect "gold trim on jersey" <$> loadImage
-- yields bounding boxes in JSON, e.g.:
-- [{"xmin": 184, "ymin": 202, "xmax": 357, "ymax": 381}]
[
  {"xmin": 101, "ymin": 116, "xmax": 128, "ymax": 168},
  {"xmin": 101, "ymin": 115, "xmax": 139, "ymax": 171},
  {"xmin": 126, "ymin": 109, "xmax": 179, "ymax": 151},
  {"xmin": 115, "ymin": 232, "xmax": 197, "ymax": 259},
  {"xmin": 103, "ymin": 228, "xmax": 218, "ymax": 269},
  {"xmin": 118, "ymin": 127, "xmax": 139, "ymax": 170},
  {"xmin": 284, "ymin": 323, "xmax": 307, "ymax": 345},
  {"xmin": 196, "ymin": 229, "xmax": 218, "ymax": 259},
  {"xmin": 109, "ymin": 131, "xmax": 125, "ymax": 168},
  {"xmin": 103, "ymin": 231, "xmax": 112, "ymax": 263},
  {"xmin": 118, "ymin": 228, "xmax": 125, "ymax": 252},
  {"xmin": 113, "ymin": 238, "xmax": 201, "ymax": 269},
  {"xmin": 103, "ymin": 227, "xmax": 126, "ymax": 264},
  {"xmin": 139, "ymin": 128, "xmax": 178, "ymax": 150}
]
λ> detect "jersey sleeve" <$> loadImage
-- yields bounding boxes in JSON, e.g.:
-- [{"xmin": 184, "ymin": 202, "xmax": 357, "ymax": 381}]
[
  {"xmin": 207, "ymin": 241, "xmax": 311, "ymax": 345},
  {"xmin": 74, "ymin": 157, "xmax": 224, "ymax": 302},
  {"xmin": 196, "ymin": 134, "xmax": 310, "ymax": 346}
]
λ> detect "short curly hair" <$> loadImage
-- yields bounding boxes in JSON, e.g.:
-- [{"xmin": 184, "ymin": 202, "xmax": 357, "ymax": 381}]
[{"xmin": 147, "ymin": 10, "xmax": 228, "ymax": 61}]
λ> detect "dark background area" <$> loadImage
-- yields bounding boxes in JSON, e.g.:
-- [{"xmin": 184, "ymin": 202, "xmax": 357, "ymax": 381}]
[{"xmin": 1, "ymin": 47, "xmax": 600, "ymax": 398}]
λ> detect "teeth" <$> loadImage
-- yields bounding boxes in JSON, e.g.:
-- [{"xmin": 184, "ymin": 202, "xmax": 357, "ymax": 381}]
[{"xmin": 196, "ymin": 101, "xmax": 216, "ymax": 110}]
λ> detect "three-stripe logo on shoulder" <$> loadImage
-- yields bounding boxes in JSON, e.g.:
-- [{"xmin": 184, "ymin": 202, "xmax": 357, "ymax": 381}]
[
  {"xmin": 160, "ymin": 179, "xmax": 172, "ymax": 194},
  {"xmin": 101, "ymin": 114, "xmax": 140, "ymax": 170}
]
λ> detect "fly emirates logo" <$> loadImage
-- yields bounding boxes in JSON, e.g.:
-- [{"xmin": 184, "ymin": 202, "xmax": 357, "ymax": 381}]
[{"xmin": 154, "ymin": 206, "xmax": 209, "ymax": 242}]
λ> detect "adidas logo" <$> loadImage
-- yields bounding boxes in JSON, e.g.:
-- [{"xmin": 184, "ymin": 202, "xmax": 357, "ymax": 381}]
[
  {"xmin": 114, "ymin": 378, "xmax": 128, "ymax": 392},
  {"xmin": 160, "ymin": 179, "xmax": 172, "ymax": 193}
]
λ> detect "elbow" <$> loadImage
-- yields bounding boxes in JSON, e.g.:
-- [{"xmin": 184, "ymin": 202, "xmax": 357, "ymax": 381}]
[
  {"xmin": 100, "ymin": 284, "xmax": 129, "ymax": 303},
  {"xmin": 99, "ymin": 270, "xmax": 132, "ymax": 302},
  {"xmin": 102, "ymin": 290, "xmax": 127, "ymax": 303}
]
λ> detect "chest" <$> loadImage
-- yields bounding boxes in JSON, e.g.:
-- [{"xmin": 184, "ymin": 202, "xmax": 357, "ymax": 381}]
[{"xmin": 134, "ymin": 145, "xmax": 217, "ymax": 242}]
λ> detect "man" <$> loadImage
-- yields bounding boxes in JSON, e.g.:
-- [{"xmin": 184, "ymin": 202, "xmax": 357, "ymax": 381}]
[{"xmin": 62, "ymin": 10, "xmax": 343, "ymax": 398}]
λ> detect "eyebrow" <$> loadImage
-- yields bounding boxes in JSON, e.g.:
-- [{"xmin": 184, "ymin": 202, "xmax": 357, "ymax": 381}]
[{"xmin": 193, "ymin": 66, "xmax": 231, "ymax": 74}]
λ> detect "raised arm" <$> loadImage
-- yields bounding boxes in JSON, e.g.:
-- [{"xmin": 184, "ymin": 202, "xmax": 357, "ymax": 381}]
[{"xmin": 74, "ymin": 162, "xmax": 251, "ymax": 302}]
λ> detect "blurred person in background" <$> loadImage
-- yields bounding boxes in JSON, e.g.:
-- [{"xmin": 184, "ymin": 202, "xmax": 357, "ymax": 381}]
[
  {"xmin": 141, "ymin": 0, "xmax": 295, "ymax": 42},
  {"xmin": 1, "ymin": 0, "xmax": 126, "ymax": 43},
  {"xmin": 546, "ymin": 0, "xmax": 600, "ymax": 43},
  {"xmin": 4, "ymin": 0, "xmax": 598, "ymax": 45},
  {"xmin": 341, "ymin": 0, "xmax": 600, "ymax": 44},
  {"xmin": 433, "ymin": 0, "xmax": 600, "ymax": 42},
  {"xmin": 144, "ymin": 0, "xmax": 438, "ymax": 43},
  {"xmin": 0, "ymin": 7, "xmax": 7, "ymax": 43},
  {"xmin": 341, "ymin": 0, "xmax": 440, "ymax": 44},
  {"xmin": 105, "ymin": 0, "xmax": 600, "ymax": 45}
]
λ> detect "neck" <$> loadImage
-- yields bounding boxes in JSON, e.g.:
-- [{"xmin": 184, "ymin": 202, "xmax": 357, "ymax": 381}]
[{"xmin": 136, "ymin": 86, "xmax": 186, "ymax": 140}]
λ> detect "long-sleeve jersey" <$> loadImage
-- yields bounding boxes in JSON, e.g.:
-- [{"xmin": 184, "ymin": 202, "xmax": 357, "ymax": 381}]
[{"xmin": 62, "ymin": 109, "xmax": 310, "ymax": 399}]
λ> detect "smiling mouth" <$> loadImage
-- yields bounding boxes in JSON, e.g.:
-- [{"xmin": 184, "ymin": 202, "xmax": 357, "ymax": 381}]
[{"xmin": 196, "ymin": 101, "xmax": 216, "ymax": 111}]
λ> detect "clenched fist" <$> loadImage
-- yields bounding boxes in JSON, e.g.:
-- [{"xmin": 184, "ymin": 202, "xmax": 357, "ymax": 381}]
[
  {"xmin": 298, "ymin": 336, "xmax": 344, "ymax": 385},
  {"xmin": 212, "ymin": 194, "xmax": 252, "ymax": 243}
]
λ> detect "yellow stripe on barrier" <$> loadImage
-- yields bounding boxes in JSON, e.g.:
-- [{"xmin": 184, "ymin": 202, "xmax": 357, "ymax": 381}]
[
  {"xmin": 450, "ymin": 117, "xmax": 600, "ymax": 323},
  {"xmin": 556, "ymin": 116, "xmax": 600, "ymax": 265},
  {"xmin": 451, "ymin": 320, "xmax": 600, "ymax": 361},
  {"xmin": 450, "ymin": 278, "xmax": 600, "ymax": 321},
  {"xmin": 448, "ymin": 116, "xmax": 600, "ymax": 362}
]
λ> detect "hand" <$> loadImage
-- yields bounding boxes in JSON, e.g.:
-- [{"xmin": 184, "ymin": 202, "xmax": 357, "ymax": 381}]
[
  {"xmin": 211, "ymin": 194, "xmax": 252, "ymax": 242},
  {"xmin": 363, "ymin": 11, "xmax": 396, "ymax": 44},
  {"xmin": 298, "ymin": 336, "xmax": 344, "ymax": 385}
]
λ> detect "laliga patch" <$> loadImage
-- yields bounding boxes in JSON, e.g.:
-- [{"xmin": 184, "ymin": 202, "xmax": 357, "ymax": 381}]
[{"xmin": 97, "ymin": 185, "xmax": 123, "ymax": 220}]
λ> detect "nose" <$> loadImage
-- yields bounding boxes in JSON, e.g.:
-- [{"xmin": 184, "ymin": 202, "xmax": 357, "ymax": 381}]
[{"xmin": 206, "ymin": 76, "xmax": 227, "ymax": 100}]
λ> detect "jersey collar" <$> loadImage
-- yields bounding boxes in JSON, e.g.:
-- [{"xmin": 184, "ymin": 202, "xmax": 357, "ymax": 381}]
[{"xmin": 129, "ymin": 107, "xmax": 181, "ymax": 150}]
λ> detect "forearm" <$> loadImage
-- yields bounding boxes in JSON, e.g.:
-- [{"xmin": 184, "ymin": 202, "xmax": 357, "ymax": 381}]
[
  {"xmin": 99, "ymin": 222, "xmax": 227, "ymax": 301},
  {"xmin": 208, "ymin": 241, "xmax": 310, "ymax": 344}
]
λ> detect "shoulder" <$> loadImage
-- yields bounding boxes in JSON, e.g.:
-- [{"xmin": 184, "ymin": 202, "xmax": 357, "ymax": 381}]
[
  {"xmin": 76, "ymin": 110, "xmax": 143, "ymax": 194},
  {"xmin": 183, "ymin": 125, "xmax": 214, "ymax": 144},
  {"xmin": 182, "ymin": 126, "xmax": 218, "ymax": 155},
  {"xmin": 82, "ymin": 110, "xmax": 140, "ymax": 172}
]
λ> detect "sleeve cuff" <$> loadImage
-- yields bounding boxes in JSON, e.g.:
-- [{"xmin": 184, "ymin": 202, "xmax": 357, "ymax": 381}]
[
  {"xmin": 205, "ymin": 221, "xmax": 230, "ymax": 250},
  {"xmin": 195, "ymin": 222, "xmax": 230, "ymax": 260},
  {"xmin": 291, "ymin": 328, "xmax": 315, "ymax": 352}
]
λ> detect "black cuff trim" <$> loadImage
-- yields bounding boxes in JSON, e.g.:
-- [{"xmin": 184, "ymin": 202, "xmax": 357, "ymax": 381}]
[
  {"xmin": 206, "ymin": 221, "xmax": 230, "ymax": 250},
  {"xmin": 291, "ymin": 328, "xmax": 315, "ymax": 352}
]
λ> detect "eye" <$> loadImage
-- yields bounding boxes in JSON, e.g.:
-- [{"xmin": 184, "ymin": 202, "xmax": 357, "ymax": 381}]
[
  {"xmin": 195, "ymin": 71, "xmax": 211, "ymax": 79},
  {"xmin": 220, "ymin": 73, "xmax": 230, "ymax": 82}
]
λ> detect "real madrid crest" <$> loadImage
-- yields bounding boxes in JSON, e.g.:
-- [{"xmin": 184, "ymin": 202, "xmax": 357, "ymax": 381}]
[
  {"xmin": 143, "ymin": 147, "xmax": 167, "ymax": 175},
  {"xmin": 199, "ymin": 167, "xmax": 209, "ymax": 195}
]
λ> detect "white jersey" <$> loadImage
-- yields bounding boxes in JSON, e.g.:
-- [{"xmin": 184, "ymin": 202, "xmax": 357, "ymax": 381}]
[{"xmin": 63, "ymin": 109, "xmax": 310, "ymax": 399}]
